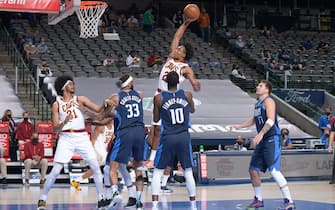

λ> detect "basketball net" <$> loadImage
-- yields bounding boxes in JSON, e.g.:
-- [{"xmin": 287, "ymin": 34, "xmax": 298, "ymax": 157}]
[{"xmin": 75, "ymin": 1, "xmax": 107, "ymax": 39}]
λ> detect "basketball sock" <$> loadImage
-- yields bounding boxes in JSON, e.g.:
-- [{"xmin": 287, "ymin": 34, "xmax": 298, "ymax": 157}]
[
  {"xmin": 253, "ymin": 186, "xmax": 262, "ymax": 201},
  {"xmin": 112, "ymin": 185, "xmax": 118, "ymax": 193},
  {"xmin": 40, "ymin": 162, "xmax": 63, "ymax": 201},
  {"xmin": 191, "ymin": 200, "xmax": 197, "ymax": 209},
  {"xmin": 184, "ymin": 168, "xmax": 196, "ymax": 197},
  {"xmin": 152, "ymin": 169, "xmax": 164, "ymax": 195},
  {"xmin": 86, "ymin": 158, "xmax": 104, "ymax": 200},
  {"xmin": 106, "ymin": 186, "xmax": 113, "ymax": 200},
  {"xmin": 270, "ymin": 169, "xmax": 292, "ymax": 202},
  {"xmin": 161, "ymin": 174, "xmax": 169, "ymax": 187},
  {"xmin": 103, "ymin": 165, "xmax": 111, "ymax": 186},
  {"xmin": 119, "ymin": 164, "xmax": 132, "ymax": 186},
  {"xmin": 281, "ymin": 186, "xmax": 293, "ymax": 203},
  {"xmin": 137, "ymin": 191, "xmax": 142, "ymax": 202},
  {"xmin": 152, "ymin": 201, "xmax": 158, "ymax": 208},
  {"xmin": 127, "ymin": 184, "xmax": 136, "ymax": 198}
]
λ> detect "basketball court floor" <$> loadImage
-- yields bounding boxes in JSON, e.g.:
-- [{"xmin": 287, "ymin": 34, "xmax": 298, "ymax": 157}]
[{"xmin": 0, "ymin": 181, "xmax": 334, "ymax": 209}]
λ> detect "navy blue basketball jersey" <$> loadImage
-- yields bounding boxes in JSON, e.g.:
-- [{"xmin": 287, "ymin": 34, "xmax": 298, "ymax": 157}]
[
  {"xmin": 254, "ymin": 96, "xmax": 280, "ymax": 139},
  {"xmin": 160, "ymin": 89, "xmax": 191, "ymax": 135},
  {"xmin": 115, "ymin": 90, "xmax": 144, "ymax": 130}
]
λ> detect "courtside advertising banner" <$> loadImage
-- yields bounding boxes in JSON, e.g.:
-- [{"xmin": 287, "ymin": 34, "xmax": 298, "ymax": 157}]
[
  {"xmin": 0, "ymin": 122, "xmax": 9, "ymax": 158},
  {"xmin": 37, "ymin": 122, "xmax": 53, "ymax": 157},
  {"xmin": 0, "ymin": 0, "xmax": 60, "ymax": 13}
]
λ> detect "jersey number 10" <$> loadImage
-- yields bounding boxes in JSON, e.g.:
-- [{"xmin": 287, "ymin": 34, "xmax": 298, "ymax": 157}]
[{"xmin": 170, "ymin": 108, "xmax": 184, "ymax": 124}]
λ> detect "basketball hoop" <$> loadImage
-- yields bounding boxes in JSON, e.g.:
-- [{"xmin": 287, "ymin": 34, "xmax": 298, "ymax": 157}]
[{"xmin": 75, "ymin": 1, "xmax": 108, "ymax": 39}]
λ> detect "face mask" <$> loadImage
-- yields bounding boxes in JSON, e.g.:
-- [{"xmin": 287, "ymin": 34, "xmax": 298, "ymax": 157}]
[
  {"xmin": 325, "ymin": 112, "xmax": 331, "ymax": 116},
  {"xmin": 24, "ymin": 118, "xmax": 28, "ymax": 121},
  {"xmin": 7, "ymin": 115, "xmax": 11, "ymax": 118},
  {"xmin": 237, "ymin": 142, "xmax": 243, "ymax": 145},
  {"xmin": 32, "ymin": 138, "xmax": 38, "ymax": 144}
]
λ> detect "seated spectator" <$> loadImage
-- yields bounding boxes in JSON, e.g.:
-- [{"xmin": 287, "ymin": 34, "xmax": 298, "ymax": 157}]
[
  {"xmin": 126, "ymin": 50, "xmax": 141, "ymax": 68},
  {"xmin": 100, "ymin": 21, "xmax": 109, "ymax": 33},
  {"xmin": 36, "ymin": 38, "xmax": 49, "ymax": 54},
  {"xmin": 270, "ymin": 25, "xmax": 277, "ymax": 39},
  {"xmin": 235, "ymin": 36, "xmax": 246, "ymax": 49},
  {"xmin": 138, "ymin": 14, "xmax": 144, "ymax": 29},
  {"xmin": 118, "ymin": 14, "xmax": 128, "ymax": 29},
  {"xmin": 234, "ymin": 135, "xmax": 247, "ymax": 151},
  {"xmin": 24, "ymin": 39, "xmax": 38, "ymax": 61},
  {"xmin": 281, "ymin": 128, "xmax": 292, "ymax": 149},
  {"xmin": 127, "ymin": 15, "xmax": 139, "ymax": 28},
  {"xmin": 15, "ymin": 112, "xmax": 34, "ymax": 146},
  {"xmin": 231, "ymin": 64, "xmax": 246, "ymax": 79},
  {"xmin": 36, "ymin": 60, "xmax": 52, "ymax": 88},
  {"xmin": 23, "ymin": 133, "xmax": 48, "ymax": 185},
  {"xmin": 302, "ymin": 39, "xmax": 313, "ymax": 51},
  {"xmin": 269, "ymin": 59, "xmax": 279, "ymax": 70},
  {"xmin": 103, "ymin": 53, "xmax": 115, "ymax": 66},
  {"xmin": 108, "ymin": 21, "xmax": 118, "ymax": 33},
  {"xmin": 246, "ymin": 37, "xmax": 255, "ymax": 49},
  {"xmin": 0, "ymin": 147, "xmax": 7, "ymax": 184},
  {"xmin": 23, "ymin": 28, "xmax": 36, "ymax": 44},
  {"xmin": 147, "ymin": 50, "xmax": 163, "ymax": 68},
  {"xmin": 172, "ymin": 10, "xmax": 184, "ymax": 28},
  {"xmin": 317, "ymin": 41, "xmax": 329, "ymax": 53},
  {"xmin": 116, "ymin": 53, "xmax": 125, "ymax": 68}
]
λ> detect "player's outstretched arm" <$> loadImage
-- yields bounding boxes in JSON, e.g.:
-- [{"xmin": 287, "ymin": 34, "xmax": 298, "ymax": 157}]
[
  {"xmin": 183, "ymin": 66, "xmax": 200, "ymax": 92},
  {"xmin": 78, "ymin": 96, "xmax": 104, "ymax": 113},
  {"xmin": 230, "ymin": 117, "xmax": 255, "ymax": 130},
  {"xmin": 186, "ymin": 91, "xmax": 195, "ymax": 113},
  {"xmin": 169, "ymin": 18, "xmax": 194, "ymax": 55}
]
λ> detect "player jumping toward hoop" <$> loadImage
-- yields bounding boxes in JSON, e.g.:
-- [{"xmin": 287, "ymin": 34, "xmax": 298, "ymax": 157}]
[{"xmin": 147, "ymin": 16, "xmax": 200, "ymax": 192}]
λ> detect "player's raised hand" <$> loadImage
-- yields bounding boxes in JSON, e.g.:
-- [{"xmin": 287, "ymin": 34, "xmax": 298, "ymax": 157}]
[{"xmin": 193, "ymin": 81, "xmax": 201, "ymax": 92}]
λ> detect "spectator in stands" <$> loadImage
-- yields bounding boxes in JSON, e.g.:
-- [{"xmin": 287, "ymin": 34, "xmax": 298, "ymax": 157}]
[
  {"xmin": 127, "ymin": 15, "xmax": 138, "ymax": 28},
  {"xmin": 126, "ymin": 50, "xmax": 141, "ymax": 68},
  {"xmin": 138, "ymin": 14, "xmax": 144, "ymax": 29},
  {"xmin": 231, "ymin": 64, "xmax": 246, "ymax": 79},
  {"xmin": 1, "ymin": 109, "xmax": 16, "ymax": 143},
  {"xmin": 103, "ymin": 52, "xmax": 115, "ymax": 66},
  {"xmin": 261, "ymin": 26, "xmax": 271, "ymax": 39},
  {"xmin": 100, "ymin": 21, "xmax": 109, "ymax": 33},
  {"xmin": 235, "ymin": 36, "xmax": 246, "ymax": 49},
  {"xmin": 302, "ymin": 39, "xmax": 314, "ymax": 51},
  {"xmin": 281, "ymin": 128, "xmax": 292, "ymax": 150},
  {"xmin": 23, "ymin": 28, "xmax": 35, "ymax": 44},
  {"xmin": 0, "ymin": 147, "xmax": 7, "ymax": 184},
  {"xmin": 198, "ymin": 8, "xmax": 210, "ymax": 43},
  {"xmin": 117, "ymin": 14, "xmax": 128, "ymax": 29},
  {"xmin": 143, "ymin": 7, "xmax": 155, "ymax": 33},
  {"xmin": 318, "ymin": 107, "xmax": 332, "ymax": 148},
  {"xmin": 36, "ymin": 38, "xmax": 49, "ymax": 54},
  {"xmin": 317, "ymin": 41, "xmax": 329, "ymax": 53},
  {"xmin": 147, "ymin": 50, "xmax": 163, "ymax": 68},
  {"xmin": 172, "ymin": 10, "xmax": 184, "ymax": 28},
  {"xmin": 234, "ymin": 135, "xmax": 247, "ymax": 151},
  {"xmin": 246, "ymin": 37, "xmax": 255, "ymax": 49},
  {"xmin": 23, "ymin": 132, "xmax": 48, "ymax": 185},
  {"xmin": 24, "ymin": 39, "xmax": 38, "ymax": 61},
  {"xmin": 270, "ymin": 25, "xmax": 278, "ymax": 39},
  {"xmin": 36, "ymin": 60, "xmax": 52, "ymax": 88},
  {"xmin": 108, "ymin": 21, "xmax": 118, "ymax": 33},
  {"xmin": 116, "ymin": 53, "xmax": 125, "ymax": 68},
  {"xmin": 260, "ymin": 48, "xmax": 271, "ymax": 62},
  {"xmin": 15, "ymin": 112, "xmax": 34, "ymax": 146}
]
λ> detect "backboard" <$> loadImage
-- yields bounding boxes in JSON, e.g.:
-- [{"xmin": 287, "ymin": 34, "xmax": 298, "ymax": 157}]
[{"xmin": 48, "ymin": 0, "xmax": 81, "ymax": 25}]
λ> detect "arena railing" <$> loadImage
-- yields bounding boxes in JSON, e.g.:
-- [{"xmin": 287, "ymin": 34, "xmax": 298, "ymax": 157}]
[{"xmin": 0, "ymin": 24, "xmax": 51, "ymax": 121}]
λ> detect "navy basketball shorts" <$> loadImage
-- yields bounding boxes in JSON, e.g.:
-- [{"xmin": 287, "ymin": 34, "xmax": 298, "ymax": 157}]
[
  {"xmin": 249, "ymin": 135, "xmax": 281, "ymax": 173},
  {"xmin": 108, "ymin": 125, "xmax": 147, "ymax": 165},
  {"xmin": 154, "ymin": 131, "xmax": 194, "ymax": 170}
]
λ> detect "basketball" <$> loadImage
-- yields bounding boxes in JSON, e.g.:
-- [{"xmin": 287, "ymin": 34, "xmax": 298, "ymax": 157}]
[{"xmin": 183, "ymin": 4, "xmax": 200, "ymax": 20}]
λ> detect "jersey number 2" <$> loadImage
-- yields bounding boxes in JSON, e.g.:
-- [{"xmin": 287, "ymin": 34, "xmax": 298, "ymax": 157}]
[
  {"xmin": 170, "ymin": 108, "xmax": 184, "ymax": 124},
  {"xmin": 126, "ymin": 104, "xmax": 140, "ymax": 118}
]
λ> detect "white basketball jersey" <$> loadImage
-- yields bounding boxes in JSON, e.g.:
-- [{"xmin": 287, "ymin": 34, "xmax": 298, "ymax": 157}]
[
  {"xmin": 57, "ymin": 96, "xmax": 85, "ymax": 131},
  {"xmin": 157, "ymin": 58, "xmax": 188, "ymax": 93}
]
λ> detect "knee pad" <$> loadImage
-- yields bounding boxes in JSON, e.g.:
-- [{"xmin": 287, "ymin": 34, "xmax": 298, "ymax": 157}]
[{"xmin": 270, "ymin": 169, "xmax": 287, "ymax": 187}]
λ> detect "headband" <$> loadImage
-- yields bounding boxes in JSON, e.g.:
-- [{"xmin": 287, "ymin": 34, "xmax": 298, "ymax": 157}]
[
  {"xmin": 61, "ymin": 80, "xmax": 72, "ymax": 90},
  {"xmin": 121, "ymin": 76, "xmax": 133, "ymax": 88}
]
